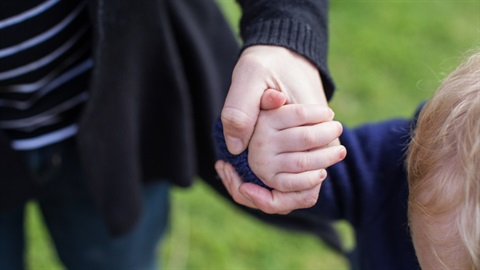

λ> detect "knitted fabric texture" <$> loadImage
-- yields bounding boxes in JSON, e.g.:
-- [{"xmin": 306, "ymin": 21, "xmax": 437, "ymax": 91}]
[{"xmin": 213, "ymin": 118, "xmax": 270, "ymax": 189}]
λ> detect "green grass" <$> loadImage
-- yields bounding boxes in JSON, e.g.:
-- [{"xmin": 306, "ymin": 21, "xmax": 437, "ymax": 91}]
[
  {"xmin": 328, "ymin": 1, "xmax": 480, "ymax": 125},
  {"xmin": 161, "ymin": 181, "xmax": 348, "ymax": 269},
  {"xmin": 26, "ymin": 1, "xmax": 480, "ymax": 269}
]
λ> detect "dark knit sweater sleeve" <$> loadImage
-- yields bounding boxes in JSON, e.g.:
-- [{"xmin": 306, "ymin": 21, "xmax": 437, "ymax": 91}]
[
  {"xmin": 236, "ymin": 0, "xmax": 334, "ymax": 100},
  {"xmin": 213, "ymin": 119, "xmax": 270, "ymax": 189}
]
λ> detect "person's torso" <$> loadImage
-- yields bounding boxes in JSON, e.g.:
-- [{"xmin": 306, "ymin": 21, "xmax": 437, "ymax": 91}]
[{"xmin": 0, "ymin": 0, "xmax": 93, "ymax": 150}]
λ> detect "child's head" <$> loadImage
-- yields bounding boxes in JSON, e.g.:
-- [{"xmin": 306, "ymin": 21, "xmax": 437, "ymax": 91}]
[{"xmin": 407, "ymin": 51, "xmax": 480, "ymax": 269}]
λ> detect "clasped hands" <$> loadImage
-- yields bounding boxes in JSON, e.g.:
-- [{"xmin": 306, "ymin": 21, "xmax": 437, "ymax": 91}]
[{"xmin": 216, "ymin": 45, "xmax": 346, "ymax": 214}]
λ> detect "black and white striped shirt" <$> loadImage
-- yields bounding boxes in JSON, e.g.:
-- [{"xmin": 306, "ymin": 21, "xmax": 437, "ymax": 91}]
[{"xmin": 0, "ymin": 0, "xmax": 92, "ymax": 150}]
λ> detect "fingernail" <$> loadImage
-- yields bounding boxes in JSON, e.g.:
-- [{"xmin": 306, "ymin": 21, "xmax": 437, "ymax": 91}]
[
  {"xmin": 329, "ymin": 108, "xmax": 335, "ymax": 119},
  {"xmin": 215, "ymin": 161, "xmax": 223, "ymax": 171},
  {"xmin": 319, "ymin": 169, "xmax": 327, "ymax": 180},
  {"xmin": 215, "ymin": 163, "xmax": 225, "ymax": 180},
  {"xmin": 338, "ymin": 146, "xmax": 347, "ymax": 160},
  {"xmin": 226, "ymin": 136, "xmax": 243, "ymax": 154}
]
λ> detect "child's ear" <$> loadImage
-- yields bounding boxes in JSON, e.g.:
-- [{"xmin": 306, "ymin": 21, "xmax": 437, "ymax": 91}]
[{"xmin": 260, "ymin": 89, "xmax": 287, "ymax": 110}]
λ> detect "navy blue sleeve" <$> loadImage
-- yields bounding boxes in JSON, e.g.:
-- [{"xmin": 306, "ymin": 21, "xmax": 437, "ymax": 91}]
[
  {"xmin": 308, "ymin": 119, "xmax": 412, "ymax": 227},
  {"xmin": 213, "ymin": 119, "xmax": 270, "ymax": 189}
]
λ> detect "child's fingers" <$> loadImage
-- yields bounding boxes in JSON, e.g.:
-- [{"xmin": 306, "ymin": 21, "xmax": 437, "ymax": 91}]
[
  {"xmin": 249, "ymin": 145, "xmax": 346, "ymax": 191},
  {"xmin": 271, "ymin": 145, "xmax": 346, "ymax": 178},
  {"xmin": 269, "ymin": 169, "xmax": 327, "ymax": 192},
  {"xmin": 263, "ymin": 104, "xmax": 334, "ymax": 130},
  {"xmin": 215, "ymin": 161, "xmax": 257, "ymax": 208},
  {"xmin": 260, "ymin": 89, "xmax": 286, "ymax": 110},
  {"xmin": 272, "ymin": 121, "xmax": 343, "ymax": 153}
]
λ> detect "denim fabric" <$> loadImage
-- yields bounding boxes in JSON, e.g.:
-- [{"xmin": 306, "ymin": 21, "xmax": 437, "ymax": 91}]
[
  {"xmin": 0, "ymin": 205, "xmax": 25, "ymax": 269},
  {"xmin": 0, "ymin": 138, "xmax": 170, "ymax": 270}
]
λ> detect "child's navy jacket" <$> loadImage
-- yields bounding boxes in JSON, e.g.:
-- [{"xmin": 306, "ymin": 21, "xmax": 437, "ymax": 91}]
[{"xmin": 214, "ymin": 110, "xmax": 422, "ymax": 269}]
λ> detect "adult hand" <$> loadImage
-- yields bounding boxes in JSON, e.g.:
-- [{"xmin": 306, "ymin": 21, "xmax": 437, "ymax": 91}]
[
  {"xmin": 215, "ymin": 89, "xmax": 346, "ymax": 214},
  {"xmin": 221, "ymin": 45, "xmax": 333, "ymax": 155},
  {"xmin": 215, "ymin": 160, "xmax": 321, "ymax": 214}
]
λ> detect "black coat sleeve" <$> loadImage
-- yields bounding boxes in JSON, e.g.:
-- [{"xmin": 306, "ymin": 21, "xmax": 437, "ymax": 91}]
[{"xmin": 236, "ymin": 0, "xmax": 334, "ymax": 99}]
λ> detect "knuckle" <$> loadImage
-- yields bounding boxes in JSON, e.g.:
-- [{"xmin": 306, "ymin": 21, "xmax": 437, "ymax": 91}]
[
  {"xmin": 265, "ymin": 195, "xmax": 285, "ymax": 214},
  {"xmin": 293, "ymin": 106, "xmax": 309, "ymax": 121},
  {"xmin": 302, "ymin": 192, "xmax": 319, "ymax": 208},
  {"xmin": 231, "ymin": 192, "xmax": 244, "ymax": 204},
  {"xmin": 306, "ymin": 173, "xmax": 321, "ymax": 188},
  {"xmin": 258, "ymin": 201, "xmax": 277, "ymax": 214},
  {"xmin": 275, "ymin": 174, "xmax": 294, "ymax": 191},
  {"xmin": 294, "ymin": 155, "xmax": 310, "ymax": 171},
  {"xmin": 249, "ymin": 157, "xmax": 269, "ymax": 175},
  {"xmin": 325, "ymin": 155, "xmax": 337, "ymax": 168},
  {"xmin": 301, "ymin": 129, "xmax": 317, "ymax": 148},
  {"xmin": 221, "ymin": 107, "xmax": 254, "ymax": 132},
  {"xmin": 248, "ymin": 134, "xmax": 268, "ymax": 150},
  {"xmin": 276, "ymin": 173, "xmax": 318, "ymax": 191}
]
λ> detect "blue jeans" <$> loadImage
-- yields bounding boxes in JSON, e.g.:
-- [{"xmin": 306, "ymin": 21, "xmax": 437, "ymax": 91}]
[{"xmin": 0, "ymin": 138, "xmax": 170, "ymax": 270}]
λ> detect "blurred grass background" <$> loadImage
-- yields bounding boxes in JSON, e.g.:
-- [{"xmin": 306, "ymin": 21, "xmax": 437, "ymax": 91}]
[{"xmin": 26, "ymin": 1, "xmax": 479, "ymax": 269}]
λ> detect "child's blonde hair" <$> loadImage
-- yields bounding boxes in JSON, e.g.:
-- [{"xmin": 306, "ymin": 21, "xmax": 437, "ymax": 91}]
[{"xmin": 407, "ymin": 51, "xmax": 480, "ymax": 269}]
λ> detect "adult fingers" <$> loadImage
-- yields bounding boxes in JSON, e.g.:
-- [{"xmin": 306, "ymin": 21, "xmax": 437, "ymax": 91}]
[
  {"xmin": 239, "ymin": 183, "xmax": 322, "ymax": 214},
  {"xmin": 215, "ymin": 160, "xmax": 257, "ymax": 208}
]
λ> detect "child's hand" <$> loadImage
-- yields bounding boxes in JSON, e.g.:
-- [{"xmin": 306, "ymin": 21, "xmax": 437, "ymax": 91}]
[
  {"xmin": 248, "ymin": 98, "xmax": 345, "ymax": 192},
  {"xmin": 214, "ymin": 89, "xmax": 346, "ymax": 214}
]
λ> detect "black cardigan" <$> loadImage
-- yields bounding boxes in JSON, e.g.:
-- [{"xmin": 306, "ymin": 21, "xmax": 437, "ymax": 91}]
[{"xmin": 0, "ymin": 0, "xmax": 334, "ymax": 236}]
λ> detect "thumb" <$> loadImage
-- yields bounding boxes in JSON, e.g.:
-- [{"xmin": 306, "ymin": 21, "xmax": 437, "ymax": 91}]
[
  {"xmin": 260, "ymin": 89, "xmax": 287, "ymax": 110},
  {"xmin": 221, "ymin": 79, "xmax": 263, "ymax": 155}
]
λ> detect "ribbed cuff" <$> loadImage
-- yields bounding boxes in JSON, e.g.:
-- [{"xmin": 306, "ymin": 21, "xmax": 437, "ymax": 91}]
[{"xmin": 241, "ymin": 19, "xmax": 335, "ymax": 100}]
